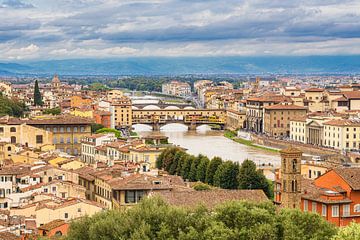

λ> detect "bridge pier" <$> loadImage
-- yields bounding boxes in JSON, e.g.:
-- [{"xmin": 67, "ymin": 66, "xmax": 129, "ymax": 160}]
[
  {"xmin": 188, "ymin": 122, "xmax": 197, "ymax": 131},
  {"xmin": 152, "ymin": 123, "xmax": 161, "ymax": 131}
]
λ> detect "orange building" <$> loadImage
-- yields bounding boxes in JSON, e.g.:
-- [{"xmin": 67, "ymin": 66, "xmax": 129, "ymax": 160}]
[
  {"xmin": 94, "ymin": 110, "xmax": 111, "ymax": 128},
  {"xmin": 301, "ymin": 168, "xmax": 360, "ymax": 226},
  {"xmin": 37, "ymin": 219, "xmax": 69, "ymax": 238},
  {"xmin": 70, "ymin": 95, "xmax": 93, "ymax": 108}
]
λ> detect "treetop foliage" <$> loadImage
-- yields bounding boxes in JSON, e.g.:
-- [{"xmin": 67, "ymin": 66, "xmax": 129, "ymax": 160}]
[
  {"xmin": 65, "ymin": 196, "xmax": 337, "ymax": 240},
  {"xmin": 156, "ymin": 147, "xmax": 273, "ymax": 198}
]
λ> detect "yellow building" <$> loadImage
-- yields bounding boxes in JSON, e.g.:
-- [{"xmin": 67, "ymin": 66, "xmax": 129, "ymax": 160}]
[
  {"xmin": 35, "ymin": 198, "xmax": 104, "ymax": 226},
  {"xmin": 26, "ymin": 115, "xmax": 93, "ymax": 155},
  {"xmin": 129, "ymin": 145, "xmax": 162, "ymax": 170},
  {"xmin": 323, "ymin": 119, "xmax": 360, "ymax": 151},
  {"xmin": 304, "ymin": 88, "xmax": 327, "ymax": 112},
  {"xmin": 0, "ymin": 142, "xmax": 15, "ymax": 163},
  {"xmin": 0, "ymin": 117, "xmax": 53, "ymax": 149},
  {"xmin": 301, "ymin": 162, "xmax": 329, "ymax": 180},
  {"xmin": 70, "ymin": 95, "xmax": 93, "ymax": 108},
  {"xmin": 263, "ymin": 104, "xmax": 307, "ymax": 137},
  {"xmin": 11, "ymin": 150, "xmax": 40, "ymax": 164},
  {"xmin": 226, "ymin": 110, "xmax": 246, "ymax": 130},
  {"xmin": 110, "ymin": 97, "xmax": 132, "ymax": 128},
  {"xmin": 48, "ymin": 157, "xmax": 85, "ymax": 170},
  {"xmin": 70, "ymin": 107, "xmax": 94, "ymax": 118},
  {"xmin": 107, "ymin": 89, "xmax": 124, "ymax": 102}
]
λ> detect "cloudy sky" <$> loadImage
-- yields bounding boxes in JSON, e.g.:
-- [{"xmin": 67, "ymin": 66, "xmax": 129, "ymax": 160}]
[{"xmin": 1, "ymin": 0, "xmax": 360, "ymax": 60}]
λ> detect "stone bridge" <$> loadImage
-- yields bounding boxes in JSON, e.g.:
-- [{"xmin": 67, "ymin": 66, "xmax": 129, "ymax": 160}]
[{"xmin": 132, "ymin": 109, "xmax": 226, "ymax": 131}]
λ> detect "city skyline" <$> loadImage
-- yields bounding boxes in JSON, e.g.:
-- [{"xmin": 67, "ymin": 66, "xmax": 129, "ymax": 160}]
[{"xmin": 1, "ymin": 0, "xmax": 360, "ymax": 60}]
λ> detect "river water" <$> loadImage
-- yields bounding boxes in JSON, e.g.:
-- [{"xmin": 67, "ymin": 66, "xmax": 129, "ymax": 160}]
[{"xmin": 134, "ymin": 124, "xmax": 281, "ymax": 166}]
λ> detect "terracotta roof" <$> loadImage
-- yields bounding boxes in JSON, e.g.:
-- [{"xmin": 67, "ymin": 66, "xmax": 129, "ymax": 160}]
[
  {"xmin": 323, "ymin": 119, "xmax": 360, "ymax": 127},
  {"xmin": 38, "ymin": 219, "xmax": 67, "ymax": 231},
  {"xmin": 26, "ymin": 115, "xmax": 93, "ymax": 125},
  {"xmin": 333, "ymin": 168, "xmax": 360, "ymax": 190},
  {"xmin": 157, "ymin": 189, "xmax": 268, "ymax": 208},
  {"xmin": 289, "ymin": 116, "xmax": 307, "ymax": 122},
  {"xmin": 0, "ymin": 232, "xmax": 20, "ymax": 240},
  {"xmin": 264, "ymin": 104, "xmax": 307, "ymax": 110},
  {"xmin": 109, "ymin": 174, "xmax": 174, "ymax": 190},
  {"xmin": 280, "ymin": 146, "xmax": 302, "ymax": 154},
  {"xmin": 343, "ymin": 91, "xmax": 360, "ymax": 99},
  {"xmin": 333, "ymin": 96, "xmax": 348, "ymax": 102},
  {"xmin": 305, "ymin": 88, "xmax": 324, "ymax": 92}
]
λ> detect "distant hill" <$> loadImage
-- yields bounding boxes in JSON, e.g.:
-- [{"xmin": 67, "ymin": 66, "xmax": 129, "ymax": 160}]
[{"xmin": 1, "ymin": 56, "xmax": 360, "ymax": 76}]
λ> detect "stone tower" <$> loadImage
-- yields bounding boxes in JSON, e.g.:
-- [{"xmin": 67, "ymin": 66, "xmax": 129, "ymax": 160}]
[
  {"xmin": 51, "ymin": 74, "xmax": 60, "ymax": 89},
  {"xmin": 280, "ymin": 146, "xmax": 302, "ymax": 209}
]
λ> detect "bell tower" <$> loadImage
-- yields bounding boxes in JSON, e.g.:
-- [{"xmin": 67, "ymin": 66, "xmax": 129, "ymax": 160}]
[{"xmin": 280, "ymin": 146, "xmax": 302, "ymax": 209}]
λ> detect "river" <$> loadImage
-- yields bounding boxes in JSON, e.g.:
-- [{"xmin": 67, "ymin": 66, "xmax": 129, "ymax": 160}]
[{"xmin": 134, "ymin": 124, "xmax": 281, "ymax": 166}]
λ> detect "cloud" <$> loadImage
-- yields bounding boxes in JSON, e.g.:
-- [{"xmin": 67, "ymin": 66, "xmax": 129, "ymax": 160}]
[
  {"xmin": 1, "ymin": 0, "xmax": 360, "ymax": 59},
  {"xmin": 1, "ymin": 0, "xmax": 34, "ymax": 8},
  {"xmin": 2, "ymin": 44, "xmax": 39, "ymax": 59}
]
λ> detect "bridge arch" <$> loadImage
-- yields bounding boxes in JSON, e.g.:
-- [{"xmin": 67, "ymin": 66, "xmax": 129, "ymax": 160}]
[{"xmin": 143, "ymin": 105, "xmax": 161, "ymax": 110}]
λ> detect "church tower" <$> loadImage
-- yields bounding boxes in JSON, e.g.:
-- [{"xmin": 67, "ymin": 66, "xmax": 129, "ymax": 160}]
[
  {"xmin": 51, "ymin": 74, "xmax": 60, "ymax": 89},
  {"xmin": 280, "ymin": 146, "xmax": 302, "ymax": 209}
]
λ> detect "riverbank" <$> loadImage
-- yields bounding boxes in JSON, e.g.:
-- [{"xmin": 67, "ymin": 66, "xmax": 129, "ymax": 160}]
[{"xmin": 224, "ymin": 130, "xmax": 279, "ymax": 153}]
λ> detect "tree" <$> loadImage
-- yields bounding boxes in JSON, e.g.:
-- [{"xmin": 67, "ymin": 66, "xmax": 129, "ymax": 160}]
[
  {"xmin": 213, "ymin": 161, "xmax": 239, "ymax": 189},
  {"xmin": 238, "ymin": 159, "xmax": 272, "ymax": 198},
  {"xmin": 189, "ymin": 155, "xmax": 201, "ymax": 181},
  {"xmin": 175, "ymin": 153, "xmax": 188, "ymax": 175},
  {"xmin": 181, "ymin": 155, "xmax": 194, "ymax": 180},
  {"xmin": 33, "ymin": 80, "xmax": 43, "ymax": 106},
  {"xmin": 95, "ymin": 128, "xmax": 121, "ymax": 138},
  {"xmin": 169, "ymin": 151, "xmax": 186, "ymax": 175},
  {"xmin": 0, "ymin": 95, "xmax": 27, "ymax": 117},
  {"xmin": 279, "ymin": 208, "xmax": 337, "ymax": 240},
  {"xmin": 91, "ymin": 123, "xmax": 104, "ymax": 133},
  {"xmin": 206, "ymin": 157, "xmax": 223, "ymax": 185},
  {"xmin": 196, "ymin": 155, "xmax": 210, "ymax": 182},
  {"xmin": 193, "ymin": 182, "xmax": 211, "ymax": 191},
  {"xmin": 332, "ymin": 222, "xmax": 360, "ymax": 240},
  {"xmin": 66, "ymin": 196, "xmax": 338, "ymax": 240},
  {"xmin": 43, "ymin": 107, "xmax": 61, "ymax": 115}
]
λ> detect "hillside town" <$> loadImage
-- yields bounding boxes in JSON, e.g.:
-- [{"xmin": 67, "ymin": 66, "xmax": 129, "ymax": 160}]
[{"xmin": 1, "ymin": 74, "xmax": 360, "ymax": 238}]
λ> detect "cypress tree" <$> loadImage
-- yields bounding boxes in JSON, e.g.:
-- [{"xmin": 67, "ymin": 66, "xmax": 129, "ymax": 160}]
[
  {"xmin": 205, "ymin": 156, "xmax": 223, "ymax": 185},
  {"xmin": 196, "ymin": 156, "xmax": 210, "ymax": 182},
  {"xmin": 33, "ymin": 80, "xmax": 43, "ymax": 106},
  {"xmin": 213, "ymin": 161, "xmax": 239, "ymax": 189},
  {"xmin": 188, "ymin": 155, "xmax": 201, "ymax": 182}
]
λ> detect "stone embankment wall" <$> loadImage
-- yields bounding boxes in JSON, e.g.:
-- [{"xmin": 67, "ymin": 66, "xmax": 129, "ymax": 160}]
[{"xmin": 251, "ymin": 134, "xmax": 342, "ymax": 157}]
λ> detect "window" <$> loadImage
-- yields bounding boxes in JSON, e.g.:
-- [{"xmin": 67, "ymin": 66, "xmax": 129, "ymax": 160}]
[
  {"xmin": 74, "ymin": 137, "xmax": 78, "ymax": 144},
  {"xmin": 73, "ymin": 127, "xmax": 78, "ymax": 132},
  {"xmin": 64, "ymin": 213, "xmax": 68, "ymax": 218},
  {"xmin": 343, "ymin": 204, "xmax": 350, "ymax": 217},
  {"xmin": 125, "ymin": 190, "xmax": 145, "ymax": 203},
  {"xmin": 66, "ymin": 137, "xmax": 71, "ymax": 143},
  {"xmin": 44, "ymin": 188, "xmax": 48, "ymax": 193},
  {"xmin": 52, "ymin": 187, "xmax": 56, "ymax": 192},
  {"xmin": 80, "ymin": 126, "xmax": 85, "ymax": 132},
  {"xmin": 0, "ymin": 127, "xmax": 3, "ymax": 133},
  {"xmin": 60, "ymin": 127, "xmax": 64, "ymax": 133},
  {"xmin": 53, "ymin": 127, "xmax": 57, "ymax": 133},
  {"xmin": 67, "ymin": 127, "xmax": 71, "ymax": 132},
  {"xmin": 78, "ymin": 208, "xmax": 81, "ymax": 213},
  {"xmin": 10, "ymin": 127, "xmax": 16, "ymax": 132},
  {"xmin": 332, "ymin": 205, "xmax": 339, "ymax": 217},
  {"xmin": 53, "ymin": 137, "xmax": 57, "ymax": 144},
  {"xmin": 10, "ymin": 136, "xmax": 16, "ymax": 144},
  {"xmin": 312, "ymin": 202, "xmax": 317, "ymax": 213},
  {"xmin": 354, "ymin": 204, "xmax": 360, "ymax": 213},
  {"xmin": 304, "ymin": 200, "xmax": 308, "ymax": 211},
  {"xmin": 322, "ymin": 204, "xmax": 327, "ymax": 216},
  {"xmin": 60, "ymin": 137, "xmax": 64, "ymax": 143},
  {"xmin": 36, "ymin": 135, "xmax": 43, "ymax": 144}
]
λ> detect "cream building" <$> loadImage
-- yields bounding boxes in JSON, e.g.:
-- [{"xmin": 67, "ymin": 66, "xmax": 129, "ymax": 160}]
[
  {"xmin": 110, "ymin": 97, "xmax": 132, "ymax": 128},
  {"xmin": 323, "ymin": 119, "xmax": 360, "ymax": 151}
]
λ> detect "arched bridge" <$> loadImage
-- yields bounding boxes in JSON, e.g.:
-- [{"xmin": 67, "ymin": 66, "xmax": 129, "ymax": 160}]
[{"xmin": 132, "ymin": 109, "xmax": 226, "ymax": 130}]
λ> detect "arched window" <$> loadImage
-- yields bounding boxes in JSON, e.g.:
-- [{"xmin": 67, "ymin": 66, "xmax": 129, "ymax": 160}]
[
  {"xmin": 10, "ymin": 127, "xmax": 16, "ymax": 132},
  {"xmin": 66, "ymin": 148, "xmax": 71, "ymax": 154},
  {"xmin": 354, "ymin": 204, "xmax": 360, "ymax": 213},
  {"xmin": 292, "ymin": 159, "xmax": 297, "ymax": 172},
  {"xmin": 73, "ymin": 127, "xmax": 78, "ymax": 132},
  {"xmin": 291, "ymin": 180, "xmax": 297, "ymax": 192},
  {"xmin": 10, "ymin": 136, "xmax": 16, "ymax": 144},
  {"xmin": 53, "ymin": 127, "xmax": 58, "ymax": 133},
  {"xmin": 74, "ymin": 137, "xmax": 78, "ymax": 144},
  {"xmin": 67, "ymin": 127, "xmax": 71, "ymax": 132},
  {"xmin": 60, "ymin": 127, "xmax": 64, "ymax": 133},
  {"xmin": 67, "ymin": 137, "xmax": 71, "ymax": 143}
]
